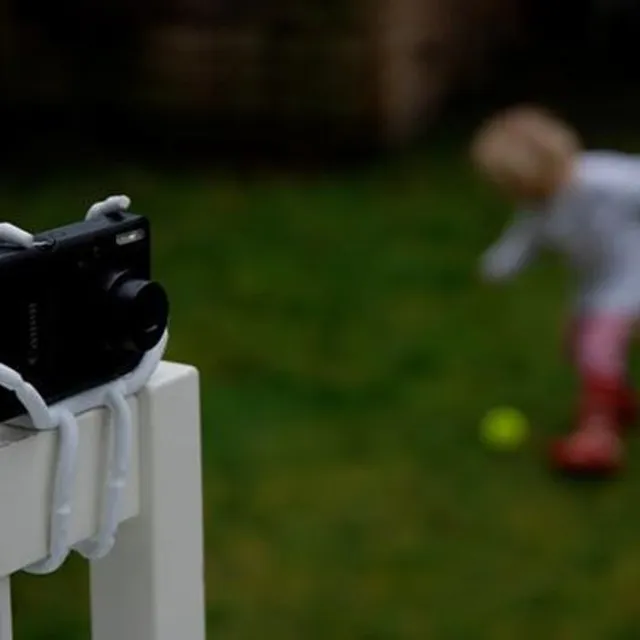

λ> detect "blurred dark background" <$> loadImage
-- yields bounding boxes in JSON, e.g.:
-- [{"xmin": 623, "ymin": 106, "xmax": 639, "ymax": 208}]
[
  {"xmin": 3, "ymin": 0, "xmax": 640, "ymax": 166},
  {"xmin": 5, "ymin": 2, "xmax": 640, "ymax": 639}
]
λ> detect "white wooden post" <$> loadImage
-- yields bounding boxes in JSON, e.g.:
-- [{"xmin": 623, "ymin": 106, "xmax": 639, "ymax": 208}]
[
  {"xmin": 0, "ymin": 577, "xmax": 12, "ymax": 640},
  {"xmin": 0, "ymin": 362, "xmax": 205, "ymax": 640},
  {"xmin": 90, "ymin": 363, "xmax": 206, "ymax": 640}
]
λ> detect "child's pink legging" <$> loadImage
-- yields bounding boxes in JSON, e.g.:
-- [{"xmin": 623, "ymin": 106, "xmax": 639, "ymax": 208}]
[{"xmin": 568, "ymin": 315, "xmax": 637, "ymax": 415}]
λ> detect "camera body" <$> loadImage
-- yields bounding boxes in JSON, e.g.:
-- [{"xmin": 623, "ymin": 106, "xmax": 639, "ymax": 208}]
[{"xmin": 0, "ymin": 211, "xmax": 169, "ymax": 423}]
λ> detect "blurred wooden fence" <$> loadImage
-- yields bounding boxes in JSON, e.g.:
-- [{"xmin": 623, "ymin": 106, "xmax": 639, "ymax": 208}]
[{"xmin": 1, "ymin": 0, "xmax": 522, "ymax": 147}]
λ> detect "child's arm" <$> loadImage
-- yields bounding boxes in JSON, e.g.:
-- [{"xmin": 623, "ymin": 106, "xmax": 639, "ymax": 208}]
[{"xmin": 480, "ymin": 212, "xmax": 542, "ymax": 282}]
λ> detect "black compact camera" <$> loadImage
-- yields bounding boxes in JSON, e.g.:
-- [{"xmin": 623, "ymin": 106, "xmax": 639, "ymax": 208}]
[{"xmin": 0, "ymin": 211, "xmax": 169, "ymax": 423}]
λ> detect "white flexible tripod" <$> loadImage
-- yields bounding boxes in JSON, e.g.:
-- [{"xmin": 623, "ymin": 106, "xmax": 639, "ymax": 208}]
[{"xmin": 0, "ymin": 195, "xmax": 167, "ymax": 574}]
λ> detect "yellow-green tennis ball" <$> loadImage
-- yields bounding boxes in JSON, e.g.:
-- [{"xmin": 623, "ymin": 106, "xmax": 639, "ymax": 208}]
[{"xmin": 480, "ymin": 407, "xmax": 528, "ymax": 450}]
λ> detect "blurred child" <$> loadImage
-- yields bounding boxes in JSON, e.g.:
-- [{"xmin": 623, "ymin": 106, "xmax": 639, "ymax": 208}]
[{"xmin": 471, "ymin": 105, "xmax": 640, "ymax": 474}]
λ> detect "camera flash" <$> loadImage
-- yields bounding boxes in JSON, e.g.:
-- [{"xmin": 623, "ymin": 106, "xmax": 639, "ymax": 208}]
[{"xmin": 116, "ymin": 228, "xmax": 146, "ymax": 246}]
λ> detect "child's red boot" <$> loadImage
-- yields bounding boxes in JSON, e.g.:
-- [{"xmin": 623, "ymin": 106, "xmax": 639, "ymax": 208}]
[
  {"xmin": 550, "ymin": 375, "xmax": 625, "ymax": 474},
  {"xmin": 549, "ymin": 415, "xmax": 623, "ymax": 475},
  {"xmin": 617, "ymin": 385, "xmax": 638, "ymax": 429}
]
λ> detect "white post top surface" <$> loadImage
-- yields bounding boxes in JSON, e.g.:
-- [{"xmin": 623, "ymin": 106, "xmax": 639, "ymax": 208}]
[
  {"xmin": 0, "ymin": 361, "xmax": 198, "ymax": 578},
  {"xmin": 0, "ymin": 426, "xmax": 29, "ymax": 448}
]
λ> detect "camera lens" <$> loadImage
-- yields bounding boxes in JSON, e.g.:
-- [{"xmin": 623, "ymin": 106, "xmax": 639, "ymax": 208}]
[{"xmin": 107, "ymin": 274, "xmax": 169, "ymax": 352}]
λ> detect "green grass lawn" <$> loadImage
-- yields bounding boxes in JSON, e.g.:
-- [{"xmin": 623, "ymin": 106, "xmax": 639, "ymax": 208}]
[{"xmin": 5, "ymin": 146, "xmax": 640, "ymax": 639}]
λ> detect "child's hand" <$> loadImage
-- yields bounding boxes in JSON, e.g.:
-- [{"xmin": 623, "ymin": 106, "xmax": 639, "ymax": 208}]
[
  {"xmin": 479, "ymin": 245, "xmax": 522, "ymax": 282},
  {"xmin": 478, "ymin": 212, "xmax": 540, "ymax": 283}
]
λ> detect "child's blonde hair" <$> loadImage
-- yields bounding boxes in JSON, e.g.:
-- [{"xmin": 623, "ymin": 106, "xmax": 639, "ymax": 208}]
[{"xmin": 470, "ymin": 105, "xmax": 582, "ymax": 200}]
